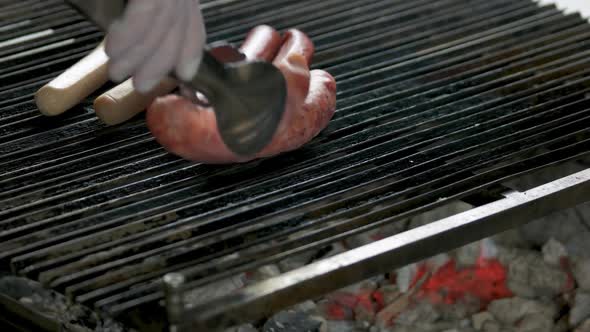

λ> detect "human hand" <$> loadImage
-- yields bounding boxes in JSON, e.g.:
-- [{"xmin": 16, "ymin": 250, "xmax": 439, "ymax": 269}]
[{"xmin": 104, "ymin": 0, "xmax": 207, "ymax": 93}]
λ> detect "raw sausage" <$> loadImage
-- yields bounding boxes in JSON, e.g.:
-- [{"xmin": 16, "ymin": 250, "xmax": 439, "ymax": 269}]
[
  {"xmin": 94, "ymin": 78, "xmax": 177, "ymax": 125},
  {"xmin": 34, "ymin": 39, "xmax": 179, "ymax": 125},
  {"xmin": 146, "ymin": 25, "xmax": 337, "ymax": 163},
  {"xmin": 36, "ymin": 42, "xmax": 109, "ymax": 116}
]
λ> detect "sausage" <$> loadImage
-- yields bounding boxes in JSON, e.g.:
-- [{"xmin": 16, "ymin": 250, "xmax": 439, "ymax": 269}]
[
  {"xmin": 145, "ymin": 25, "xmax": 337, "ymax": 163},
  {"xmin": 36, "ymin": 42, "xmax": 109, "ymax": 116},
  {"xmin": 94, "ymin": 78, "xmax": 177, "ymax": 125}
]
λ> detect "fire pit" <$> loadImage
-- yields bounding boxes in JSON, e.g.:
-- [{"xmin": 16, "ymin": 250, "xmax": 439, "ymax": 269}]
[{"xmin": 0, "ymin": 0, "xmax": 589, "ymax": 331}]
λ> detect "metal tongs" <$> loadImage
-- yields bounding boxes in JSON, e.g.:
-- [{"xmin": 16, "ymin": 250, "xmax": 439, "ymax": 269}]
[{"xmin": 66, "ymin": 0, "xmax": 288, "ymax": 157}]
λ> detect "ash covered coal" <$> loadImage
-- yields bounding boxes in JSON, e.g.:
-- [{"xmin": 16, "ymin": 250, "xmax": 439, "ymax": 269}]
[{"xmin": 0, "ymin": 274, "xmax": 131, "ymax": 332}]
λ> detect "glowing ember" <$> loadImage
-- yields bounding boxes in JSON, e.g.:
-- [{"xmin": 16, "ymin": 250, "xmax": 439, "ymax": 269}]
[{"xmin": 412, "ymin": 257, "xmax": 513, "ymax": 308}]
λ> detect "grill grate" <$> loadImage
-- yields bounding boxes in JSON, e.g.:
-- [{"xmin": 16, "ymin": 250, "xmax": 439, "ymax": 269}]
[{"xmin": 1, "ymin": 0, "xmax": 590, "ymax": 330}]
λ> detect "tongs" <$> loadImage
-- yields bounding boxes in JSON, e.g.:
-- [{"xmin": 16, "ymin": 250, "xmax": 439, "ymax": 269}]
[{"xmin": 65, "ymin": 0, "xmax": 288, "ymax": 157}]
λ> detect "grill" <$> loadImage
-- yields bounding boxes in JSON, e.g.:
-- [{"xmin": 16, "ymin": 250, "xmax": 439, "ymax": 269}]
[{"xmin": 1, "ymin": 0, "xmax": 590, "ymax": 331}]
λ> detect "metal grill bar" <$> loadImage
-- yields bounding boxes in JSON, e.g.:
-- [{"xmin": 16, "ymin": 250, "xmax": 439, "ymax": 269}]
[{"xmin": 0, "ymin": 0, "xmax": 589, "ymax": 331}]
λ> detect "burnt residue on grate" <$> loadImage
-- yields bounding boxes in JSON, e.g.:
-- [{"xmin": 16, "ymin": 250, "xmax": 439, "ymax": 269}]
[{"xmin": 1, "ymin": 0, "xmax": 590, "ymax": 330}]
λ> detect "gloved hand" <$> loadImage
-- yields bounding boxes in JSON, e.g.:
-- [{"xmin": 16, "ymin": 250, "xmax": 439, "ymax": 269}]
[{"xmin": 104, "ymin": 0, "xmax": 206, "ymax": 94}]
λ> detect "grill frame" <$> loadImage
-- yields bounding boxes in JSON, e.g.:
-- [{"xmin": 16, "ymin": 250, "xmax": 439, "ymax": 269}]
[{"xmin": 0, "ymin": 0, "xmax": 590, "ymax": 331}]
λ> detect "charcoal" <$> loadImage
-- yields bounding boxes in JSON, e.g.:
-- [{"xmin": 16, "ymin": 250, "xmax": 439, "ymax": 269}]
[
  {"xmin": 326, "ymin": 320, "xmax": 359, "ymax": 332},
  {"xmin": 311, "ymin": 316, "xmax": 328, "ymax": 332},
  {"xmin": 491, "ymin": 229, "xmax": 532, "ymax": 250},
  {"xmin": 394, "ymin": 301, "xmax": 440, "ymax": 326},
  {"xmin": 407, "ymin": 201, "xmax": 474, "ymax": 229},
  {"xmin": 0, "ymin": 276, "xmax": 129, "ymax": 332},
  {"xmin": 565, "ymin": 231, "xmax": 590, "ymax": 260},
  {"xmin": 377, "ymin": 284, "xmax": 401, "ymax": 306},
  {"xmin": 438, "ymin": 295, "xmax": 481, "ymax": 321},
  {"xmin": 519, "ymin": 209, "xmax": 590, "ymax": 248},
  {"xmin": 456, "ymin": 241, "xmax": 483, "ymax": 268},
  {"xmin": 542, "ymin": 238, "xmax": 568, "ymax": 266},
  {"xmin": 552, "ymin": 315, "xmax": 569, "ymax": 332},
  {"xmin": 472, "ymin": 312, "xmax": 496, "ymax": 331},
  {"xmin": 386, "ymin": 323, "xmax": 434, "ymax": 332},
  {"xmin": 481, "ymin": 320, "xmax": 503, "ymax": 332},
  {"xmin": 487, "ymin": 297, "xmax": 558, "ymax": 326},
  {"xmin": 225, "ymin": 324, "xmax": 259, "ymax": 332},
  {"xmin": 426, "ymin": 253, "xmax": 452, "ymax": 272},
  {"xmin": 497, "ymin": 247, "xmax": 568, "ymax": 298},
  {"xmin": 263, "ymin": 310, "xmax": 324, "ymax": 332},
  {"xmin": 570, "ymin": 292, "xmax": 590, "ymax": 327},
  {"xmin": 573, "ymin": 318, "xmax": 590, "ymax": 332},
  {"xmin": 279, "ymin": 250, "xmax": 321, "ymax": 273},
  {"xmin": 247, "ymin": 265, "xmax": 281, "ymax": 283},
  {"xmin": 184, "ymin": 274, "xmax": 245, "ymax": 305},
  {"xmin": 293, "ymin": 301, "xmax": 319, "ymax": 316},
  {"xmin": 514, "ymin": 313, "xmax": 554, "ymax": 332},
  {"xmin": 317, "ymin": 298, "xmax": 355, "ymax": 321},
  {"xmin": 573, "ymin": 259, "xmax": 590, "ymax": 291},
  {"xmin": 354, "ymin": 300, "xmax": 378, "ymax": 324},
  {"xmin": 396, "ymin": 263, "xmax": 419, "ymax": 293},
  {"xmin": 343, "ymin": 229, "xmax": 382, "ymax": 249},
  {"xmin": 339, "ymin": 279, "xmax": 379, "ymax": 295},
  {"xmin": 374, "ymin": 293, "xmax": 411, "ymax": 329}
]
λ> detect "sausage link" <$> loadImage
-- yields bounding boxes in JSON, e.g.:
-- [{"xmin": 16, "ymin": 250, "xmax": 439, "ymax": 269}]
[{"xmin": 146, "ymin": 26, "xmax": 336, "ymax": 163}]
